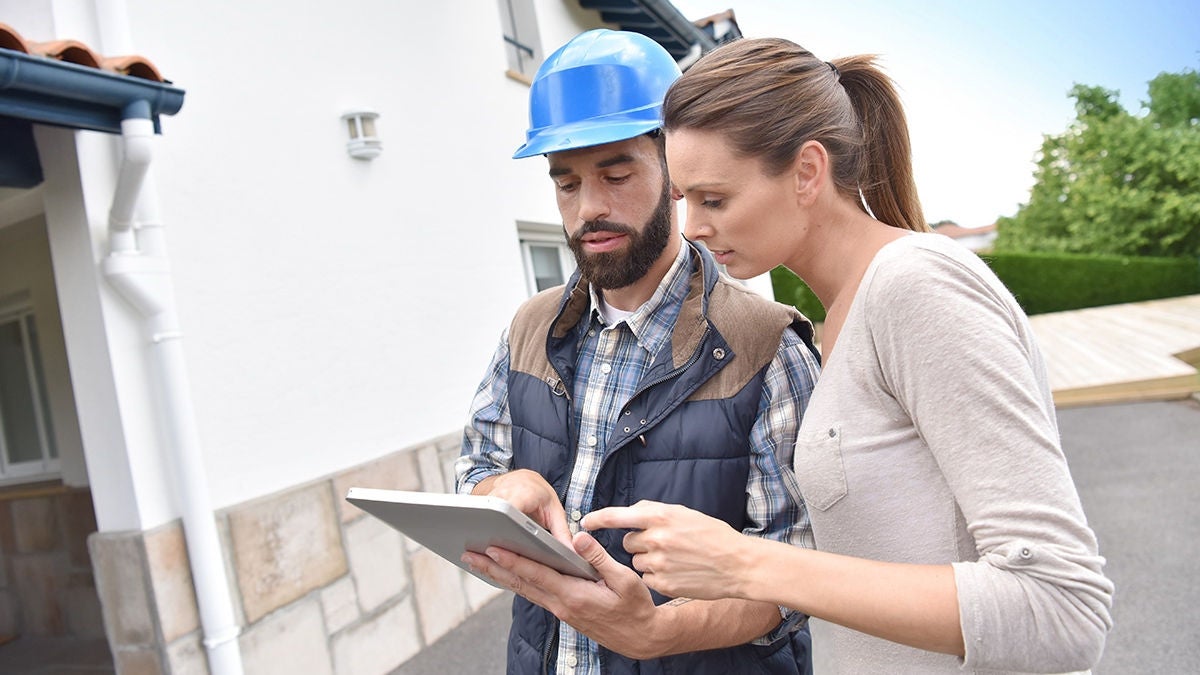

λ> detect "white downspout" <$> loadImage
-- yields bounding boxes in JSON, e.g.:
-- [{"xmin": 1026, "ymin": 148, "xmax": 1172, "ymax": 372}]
[{"xmin": 100, "ymin": 111, "xmax": 245, "ymax": 675}]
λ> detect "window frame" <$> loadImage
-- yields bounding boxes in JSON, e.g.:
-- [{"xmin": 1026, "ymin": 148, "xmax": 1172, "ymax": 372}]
[
  {"xmin": 497, "ymin": 0, "xmax": 543, "ymax": 83},
  {"xmin": 517, "ymin": 221, "xmax": 576, "ymax": 296},
  {"xmin": 0, "ymin": 299, "xmax": 60, "ymax": 484}
]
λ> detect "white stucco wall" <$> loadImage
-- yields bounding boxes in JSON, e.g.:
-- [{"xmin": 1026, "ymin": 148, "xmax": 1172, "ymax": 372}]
[
  {"xmin": 2, "ymin": 0, "xmax": 609, "ymax": 528},
  {"xmin": 4, "ymin": 0, "xmax": 776, "ymax": 529},
  {"xmin": 101, "ymin": 1, "xmax": 584, "ymax": 516}
]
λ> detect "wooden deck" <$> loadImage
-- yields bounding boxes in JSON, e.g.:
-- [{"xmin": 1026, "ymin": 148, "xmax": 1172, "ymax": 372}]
[{"xmin": 1028, "ymin": 294, "xmax": 1200, "ymax": 408}]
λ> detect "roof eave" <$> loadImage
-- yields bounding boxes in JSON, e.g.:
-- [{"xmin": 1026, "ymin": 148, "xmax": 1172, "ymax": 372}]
[
  {"xmin": 578, "ymin": 0, "xmax": 716, "ymax": 60},
  {"xmin": 0, "ymin": 47, "xmax": 185, "ymax": 134}
]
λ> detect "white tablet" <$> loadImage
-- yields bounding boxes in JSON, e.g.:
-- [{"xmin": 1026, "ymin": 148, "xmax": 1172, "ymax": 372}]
[{"xmin": 345, "ymin": 487, "xmax": 601, "ymax": 586}]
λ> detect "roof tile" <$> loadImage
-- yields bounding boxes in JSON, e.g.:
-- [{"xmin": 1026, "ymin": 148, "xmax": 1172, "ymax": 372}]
[{"xmin": 0, "ymin": 22, "xmax": 166, "ymax": 83}]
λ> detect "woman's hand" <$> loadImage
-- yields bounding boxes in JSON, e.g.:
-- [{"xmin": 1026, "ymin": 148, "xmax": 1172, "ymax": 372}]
[{"xmin": 582, "ymin": 500, "xmax": 752, "ymax": 600}]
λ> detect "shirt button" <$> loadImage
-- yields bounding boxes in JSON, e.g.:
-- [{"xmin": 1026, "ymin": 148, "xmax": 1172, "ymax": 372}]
[
  {"xmin": 587, "ymin": 435, "xmax": 598, "ymax": 447},
  {"xmin": 600, "ymin": 363, "xmax": 612, "ymax": 374},
  {"xmin": 566, "ymin": 655, "xmax": 578, "ymax": 667},
  {"xmin": 571, "ymin": 510, "xmax": 583, "ymax": 522}
]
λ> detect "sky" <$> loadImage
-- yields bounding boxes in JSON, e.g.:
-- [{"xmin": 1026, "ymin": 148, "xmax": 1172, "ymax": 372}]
[{"xmin": 670, "ymin": 0, "xmax": 1200, "ymax": 228}]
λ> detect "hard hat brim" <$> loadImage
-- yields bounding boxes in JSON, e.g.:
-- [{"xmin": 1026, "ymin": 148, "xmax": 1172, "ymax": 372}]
[{"xmin": 512, "ymin": 118, "xmax": 663, "ymax": 159}]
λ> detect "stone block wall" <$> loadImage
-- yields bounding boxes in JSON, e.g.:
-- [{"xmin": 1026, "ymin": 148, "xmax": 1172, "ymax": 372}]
[
  {"xmin": 88, "ymin": 432, "xmax": 504, "ymax": 675},
  {"xmin": 0, "ymin": 484, "xmax": 105, "ymax": 643}
]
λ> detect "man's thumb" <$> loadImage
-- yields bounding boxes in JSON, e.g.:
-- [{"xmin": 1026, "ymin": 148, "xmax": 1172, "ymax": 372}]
[{"xmin": 573, "ymin": 531, "xmax": 626, "ymax": 581}]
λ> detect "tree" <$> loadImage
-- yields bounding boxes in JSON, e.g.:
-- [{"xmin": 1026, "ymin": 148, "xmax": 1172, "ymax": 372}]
[{"xmin": 994, "ymin": 69, "xmax": 1200, "ymax": 258}]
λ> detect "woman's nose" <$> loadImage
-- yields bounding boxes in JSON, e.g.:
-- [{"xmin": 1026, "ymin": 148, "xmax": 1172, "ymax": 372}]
[{"xmin": 682, "ymin": 208, "xmax": 710, "ymax": 240}]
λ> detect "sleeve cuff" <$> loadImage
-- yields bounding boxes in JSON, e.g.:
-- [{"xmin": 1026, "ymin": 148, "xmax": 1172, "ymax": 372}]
[
  {"xmin": 456, "ymin": 469, "xmax": 501, "ymax": 495},
  {"xmin": 752, "ymin": 605, "xmax": 808, "ymax": 645}
]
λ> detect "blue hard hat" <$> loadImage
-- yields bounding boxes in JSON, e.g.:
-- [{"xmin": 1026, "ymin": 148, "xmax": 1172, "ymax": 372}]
[{"xmin": 513, "ymin": 29, "xmax": 682, "ymax": 159}]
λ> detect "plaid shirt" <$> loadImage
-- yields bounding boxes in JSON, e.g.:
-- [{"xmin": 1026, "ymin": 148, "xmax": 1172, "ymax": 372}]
[{"xmin": 456, "ymin": 244, "xmax": 818, "ymax": 674}]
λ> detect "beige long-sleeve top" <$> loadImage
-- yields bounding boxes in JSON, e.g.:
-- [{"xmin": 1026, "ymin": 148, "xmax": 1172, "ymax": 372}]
[{"xmin": 793, "ymin": 233, "xmax": 1113, "ymax": 674}]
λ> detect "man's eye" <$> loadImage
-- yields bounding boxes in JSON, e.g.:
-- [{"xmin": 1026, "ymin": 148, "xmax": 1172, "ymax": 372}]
[
  {"xmin": 606, "ymin": 174, "xmax": 631, "ymax": 184},
  {"xmin": 556, "ymin": 182, "xmax": 579, "ymax": 193},
  {"xmin": 701, "ymin": 197, "xmax": 724, "ymax": 208}
]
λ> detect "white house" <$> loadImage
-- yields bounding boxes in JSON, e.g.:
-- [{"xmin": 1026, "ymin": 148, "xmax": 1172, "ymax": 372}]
[
  {"xmin": 931, "ymin": 219, "xmax": 999, "ymax": 252},
  {"xmin": 0, "ymin": 1, "xmax": 764, "ymax": 673}
]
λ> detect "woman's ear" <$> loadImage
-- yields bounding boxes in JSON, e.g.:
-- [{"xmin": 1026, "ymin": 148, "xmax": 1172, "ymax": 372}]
[{"xmin": 793, "ymin": 140, "xmax": 829, "ymax": 207}]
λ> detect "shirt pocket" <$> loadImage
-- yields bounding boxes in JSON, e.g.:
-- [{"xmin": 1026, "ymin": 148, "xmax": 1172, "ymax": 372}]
[{"xmin": 793, "ymin": 425, "xmax": 847, "ymax": 511}]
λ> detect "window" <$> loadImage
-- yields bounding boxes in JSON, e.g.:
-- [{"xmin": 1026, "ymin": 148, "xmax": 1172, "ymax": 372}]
[
  {"xmin": 0, "ymin": 302, "xmax": 58, "ymax": 483},
  {"xmin": 518, "ymin": 222, "xmax": 575, "ymax": 295},
  {"xmin": 497, "ymin": 0, "xmax": 542, "ymax": 82}
]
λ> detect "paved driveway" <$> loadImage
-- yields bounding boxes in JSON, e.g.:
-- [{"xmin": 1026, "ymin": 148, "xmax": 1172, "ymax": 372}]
[
  {"xmin": 395, "ymin": 398, "xmax": 1200, "ymax": 675},
  {"xmin": 1057, "ymin": 397, "xmax": 1200, "ymax": 674}
]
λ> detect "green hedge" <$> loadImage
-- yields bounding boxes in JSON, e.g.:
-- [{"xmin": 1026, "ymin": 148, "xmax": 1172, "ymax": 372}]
[
  {"xmin": 770, "ymin": 266, "xmax": 827, "ymax": 322},
  {"xmin": 978, "ymin": 251, "xmax": 1200, "ymax": 315},
  {"xmin": 770, "ymin": 251, "xmax": 1200, "ymax": 319}
]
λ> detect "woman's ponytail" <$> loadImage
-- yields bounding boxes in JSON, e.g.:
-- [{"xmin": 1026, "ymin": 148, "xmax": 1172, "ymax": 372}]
[{"xmin": 832, "ymin": 56, "xmax": 927, "ymax": 232}]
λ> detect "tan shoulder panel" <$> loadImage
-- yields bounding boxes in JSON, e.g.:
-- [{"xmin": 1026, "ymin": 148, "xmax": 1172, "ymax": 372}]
[
  {"xmin": 689, "ymin": 278, "xmax": 811, "ymax": 401},
  {"xmin": 508, "ymin": 287, "xmax": 567, "ymax": 383}
]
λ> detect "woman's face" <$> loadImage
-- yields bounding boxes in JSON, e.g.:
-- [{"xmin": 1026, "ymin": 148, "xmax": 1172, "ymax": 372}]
[{"xmin": 666, "ymin": 128, "xmax": 802, "ymax": 279}]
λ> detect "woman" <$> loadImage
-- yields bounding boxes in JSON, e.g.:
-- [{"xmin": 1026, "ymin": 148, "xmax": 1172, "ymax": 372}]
[{"xmin": 582, "ymin": 38, "xmax": 1113, "ymax": 673}]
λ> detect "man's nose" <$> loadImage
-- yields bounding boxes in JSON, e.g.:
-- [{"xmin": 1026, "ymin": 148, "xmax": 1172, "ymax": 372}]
[{"xmin": 577, "ymin": 182, "xmax": 611, "ymax": 223}]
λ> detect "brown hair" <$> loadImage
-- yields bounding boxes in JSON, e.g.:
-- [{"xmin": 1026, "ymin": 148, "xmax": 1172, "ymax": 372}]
[{"xmin": 662, "ymin": 38, "xmax": 927, "ymax": 232}]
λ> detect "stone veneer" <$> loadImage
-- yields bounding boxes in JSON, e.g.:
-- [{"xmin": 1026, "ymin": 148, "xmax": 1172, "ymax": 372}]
[
  {"xmin": 0, "ymin": 484, "xmax": 105, "ymax": 643},
  {"xmin": 88, "ymin": 431, "xmax": 504, "ymax": 674}
]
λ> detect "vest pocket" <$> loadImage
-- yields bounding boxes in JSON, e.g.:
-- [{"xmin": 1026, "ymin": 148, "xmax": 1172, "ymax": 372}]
[{"xmin": 794, "ymin": 425, "xmax": 847, "ymax": 511}]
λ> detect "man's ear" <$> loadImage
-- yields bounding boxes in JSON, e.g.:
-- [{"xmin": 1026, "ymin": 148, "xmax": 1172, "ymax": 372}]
[{"xmin": 793, "ymin": 140, "xmax": 829, "ymax": 207}]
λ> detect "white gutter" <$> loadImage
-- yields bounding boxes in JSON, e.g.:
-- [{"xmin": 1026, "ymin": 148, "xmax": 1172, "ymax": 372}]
[{"xmin": 100, "ymin": 114, "xmax": 245, "ymax": 675}]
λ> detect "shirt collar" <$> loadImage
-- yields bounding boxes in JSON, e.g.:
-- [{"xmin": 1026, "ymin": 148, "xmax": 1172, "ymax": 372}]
[{"xmin": 587, "ymin": 242, "xmax": 691, "ymax": 352}]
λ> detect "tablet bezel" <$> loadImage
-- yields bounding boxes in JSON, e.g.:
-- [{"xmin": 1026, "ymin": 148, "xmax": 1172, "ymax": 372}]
[{"xmin": 345, "ymin": 487, "xmax": 601, "ymax": 585}]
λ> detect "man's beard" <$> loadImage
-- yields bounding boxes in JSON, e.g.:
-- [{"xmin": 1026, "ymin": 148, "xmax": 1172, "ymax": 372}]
[{"xmin": 566, "ymin": 188, "xmax": 673, "ymax": 290}]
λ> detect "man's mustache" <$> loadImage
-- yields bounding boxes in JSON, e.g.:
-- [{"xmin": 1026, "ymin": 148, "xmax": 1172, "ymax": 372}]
[{"xmin": 570, "ymin": 220, "xmax": 637, "ymax": 245}]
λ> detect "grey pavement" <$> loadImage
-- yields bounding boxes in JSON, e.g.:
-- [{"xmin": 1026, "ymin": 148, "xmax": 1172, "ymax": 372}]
[
  {"xmin": 391, "ymin": 589, "xmax": 512, "ymax": 675},
  {"xmin": 394, "ymin": 397, "xmax": 1200, "ymax": 674},
  {"xmin": 1057, "ymin": 397, "xmax": 1200, "ymax": 674}
]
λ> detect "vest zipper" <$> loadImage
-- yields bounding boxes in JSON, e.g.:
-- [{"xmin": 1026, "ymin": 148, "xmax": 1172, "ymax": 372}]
[
  {"xmin": 541, "ymin": 622, "xmax": 560, "ymax": 675},
  {"xmin": 544, "ymin": 371, "xmax": 573, "ymax": 675},
  {"xmin": 548, "ymin": 373, "xmax": 577, "ymax": 505}
]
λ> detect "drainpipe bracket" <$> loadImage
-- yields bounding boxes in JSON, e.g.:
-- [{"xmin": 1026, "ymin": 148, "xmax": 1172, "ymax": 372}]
[{"xmin": 202, "ymin": 625, "xmax": 243, "ymax": 650}]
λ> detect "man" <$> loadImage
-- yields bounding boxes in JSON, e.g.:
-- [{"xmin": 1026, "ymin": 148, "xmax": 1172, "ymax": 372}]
[{"xmin": 455, "ymin": 29, "xmax": 820, "ymax": 675}]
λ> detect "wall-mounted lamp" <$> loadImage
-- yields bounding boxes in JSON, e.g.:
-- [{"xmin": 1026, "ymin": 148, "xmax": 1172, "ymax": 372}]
[{"xmin": 341, "ymin": 109, "xmax": 381, "ymax": 160}]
